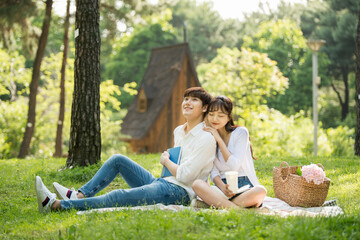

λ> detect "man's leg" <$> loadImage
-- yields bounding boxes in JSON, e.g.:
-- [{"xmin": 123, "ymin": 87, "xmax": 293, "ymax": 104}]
[
  {"xmin": 61, "ymin": 178, "xmax": 190, "ymax": 210},
  {"xmin": 79, "ymin": 154, "xmax": 156, "ymax": 197}
]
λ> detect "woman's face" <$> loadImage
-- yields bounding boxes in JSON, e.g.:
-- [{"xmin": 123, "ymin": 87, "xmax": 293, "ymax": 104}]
[{"xmin": 207, "ymin": 109, "xmax": 229, "ymax": 130}]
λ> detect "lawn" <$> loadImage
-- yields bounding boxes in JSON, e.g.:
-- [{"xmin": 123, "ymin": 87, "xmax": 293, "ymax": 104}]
[{"xmin": 1, "ymin": 154, "xmax": 359, "ymax": 239}]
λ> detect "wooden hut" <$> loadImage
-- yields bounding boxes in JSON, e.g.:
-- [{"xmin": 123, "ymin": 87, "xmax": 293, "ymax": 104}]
[{"xmin": 121, "ymin": 43, "xmax": 200, "ymax": 153}]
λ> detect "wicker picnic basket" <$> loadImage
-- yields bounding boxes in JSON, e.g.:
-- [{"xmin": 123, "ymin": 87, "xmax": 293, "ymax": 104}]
[{"xmin": 273, "ymin": 161, "xmax": 331, "ymax": 207}]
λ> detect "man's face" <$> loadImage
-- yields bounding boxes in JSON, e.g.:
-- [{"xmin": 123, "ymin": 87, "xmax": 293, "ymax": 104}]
[{"xmin": 182, "ymin": 96, "xmax": 206, "ymax": 120}]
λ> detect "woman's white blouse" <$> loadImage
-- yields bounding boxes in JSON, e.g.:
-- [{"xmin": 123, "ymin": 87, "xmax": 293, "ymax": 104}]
[{"xmin": 210, "ymin": 127, "xmax": 260, "ymax": 186}]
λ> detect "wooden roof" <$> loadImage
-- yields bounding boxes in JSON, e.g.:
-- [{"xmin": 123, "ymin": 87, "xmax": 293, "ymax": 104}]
[{"xmin": 121, "ymin": 43, "xmax": 200, "ymax": 139}]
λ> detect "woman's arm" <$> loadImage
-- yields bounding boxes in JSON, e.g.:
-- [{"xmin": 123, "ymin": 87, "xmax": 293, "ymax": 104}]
[
  {"xmin": 216, "ymin": 136, "xmax": 231, "ymax": 162},
  {"xmin": 203, "ymin": 127, "xmax": 231, "ymax": 161},
  {"xmin": 213, "ymin": 176, "xmax": 234, "ymax": 198}
]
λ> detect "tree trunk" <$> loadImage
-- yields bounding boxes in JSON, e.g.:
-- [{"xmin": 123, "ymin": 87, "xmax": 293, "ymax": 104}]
[
  {"xmin": 66, "ymin": 0, "xmax": 101, "ymax": 167},
  {"xmin": 54, "ymin": 0, "xmax": 71, "ymax": 158},
  {"xmin": 341, "ymin": 67, "xmax": 349, "ymax": 121},
  {"xmin": 18, "ymin": 0, "xmax": 53, "ymax": 158},
  {"xmin": 355, "ymin": 10, "xmax": 360, "ymax": 156}
]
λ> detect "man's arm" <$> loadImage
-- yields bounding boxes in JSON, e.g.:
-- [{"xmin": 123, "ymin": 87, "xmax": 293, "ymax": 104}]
[
  {"xmin": 176, "ymin": 134, "xmax": 216, "ymax": 184},
  {"xmin": 160, "ymin": 151, "xmax": 178, "ymax": 177}
]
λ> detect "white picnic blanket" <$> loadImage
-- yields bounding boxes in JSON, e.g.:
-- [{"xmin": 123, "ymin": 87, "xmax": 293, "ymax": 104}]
[
  {"xmin": 260, "ymin": 197, "xmax": 344, "ymax": 217},
  {"xmin": 77, "ymin": 197, "xmax": 343, "ymax": 217}
]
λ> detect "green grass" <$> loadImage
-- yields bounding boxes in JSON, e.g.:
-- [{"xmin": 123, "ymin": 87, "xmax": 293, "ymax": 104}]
[{"xmin": 1, "ymin": 155, "xmax": 360, "ymax": 239}]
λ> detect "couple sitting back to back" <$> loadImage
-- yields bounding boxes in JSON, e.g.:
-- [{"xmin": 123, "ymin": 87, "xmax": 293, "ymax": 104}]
[{"xmin": 35, "ymin": 87, "xmax": 266, "ymax": 213}]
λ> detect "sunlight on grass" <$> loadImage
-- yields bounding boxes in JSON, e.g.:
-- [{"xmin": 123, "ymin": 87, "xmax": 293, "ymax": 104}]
[{"xmin": 0, "ymin": 155, "xmax": 359, "ymax": 239}]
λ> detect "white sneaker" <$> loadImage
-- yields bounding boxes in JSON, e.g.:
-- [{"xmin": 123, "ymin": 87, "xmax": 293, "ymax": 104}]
[
  {"xmin": 35, "ymin": 176, "xmax": 56, "ymax": 213},
  {"xmin": 53, "ymin": 182, "xmax": 78, "ymax": 200}
]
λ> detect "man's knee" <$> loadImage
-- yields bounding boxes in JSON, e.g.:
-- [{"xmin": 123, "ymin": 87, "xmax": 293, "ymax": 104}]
[{"xmin": 109, "ymin": 154, "xmax": 127, "ymax": 164}]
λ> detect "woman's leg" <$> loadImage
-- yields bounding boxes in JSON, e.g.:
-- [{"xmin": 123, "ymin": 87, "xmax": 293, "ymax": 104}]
[
  {"xmin": 231, "ymin": 185, "xmax": 267, "ymax": 208},
  {"xmin": 192, "ymin": 179, "xmax": 238, "ymax": 209},
  {"xmin": 221, "ymin": 176, "xmax": 267, "ymax": 208},
  {"xmin": 79, "ymin": 154, "xmax": 156, "ymax": 197},
  {"xmin": 59, "ymin": 179, "xmax": 190, "ymax": 211}
]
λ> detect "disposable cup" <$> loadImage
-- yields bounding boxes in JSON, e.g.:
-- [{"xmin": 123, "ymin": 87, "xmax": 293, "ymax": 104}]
[{"xmin": 225, "ymin": 171, "xmax": 238, "ymax": 193}]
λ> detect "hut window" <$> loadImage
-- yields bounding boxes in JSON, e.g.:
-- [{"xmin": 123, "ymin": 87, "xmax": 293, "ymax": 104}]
[{"xmin": 138, "ymin": 88, "xmax": 147, "ymax": 112}]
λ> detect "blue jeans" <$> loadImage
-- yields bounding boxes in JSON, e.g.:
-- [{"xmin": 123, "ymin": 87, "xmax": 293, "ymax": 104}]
[
  {"xmin": 60, "ymin": 154, "xmax": 190, "ymax": 210},
  {"xmin": 221, "ymin": 176, "xmax": 254, "ymax": 188}
]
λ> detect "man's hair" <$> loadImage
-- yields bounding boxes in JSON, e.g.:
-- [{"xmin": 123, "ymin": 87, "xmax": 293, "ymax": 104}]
[{"xmin": 183, "ymin": 87, "xmax": 212, "ymax": 107}]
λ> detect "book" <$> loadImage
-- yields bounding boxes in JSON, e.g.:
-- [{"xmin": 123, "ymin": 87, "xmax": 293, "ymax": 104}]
[
  {"xmin": 228, "ymin": 184, "xmax": 251, "ymax": 200},
  {"xmin": 161, "ymin": 146, "xmax": 182, "ymax": 178},
  {"xmin": 209, "ymin": 184, "xmax": 251, "ymax": 200}
]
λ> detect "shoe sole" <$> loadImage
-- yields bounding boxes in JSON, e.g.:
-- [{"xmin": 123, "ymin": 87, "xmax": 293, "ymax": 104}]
[
  {"xmin": 35, "ymin": 177, "xmax": 45, "ymax": 213},
  {"xmin": 53, "ymin": 183, "xmax": 66, "ymax": 200}
]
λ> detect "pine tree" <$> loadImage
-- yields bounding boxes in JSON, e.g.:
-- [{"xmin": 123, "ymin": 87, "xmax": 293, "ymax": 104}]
[{"xmin": 66, "ymin": 0, "xmax": 101, "ymax": 166}]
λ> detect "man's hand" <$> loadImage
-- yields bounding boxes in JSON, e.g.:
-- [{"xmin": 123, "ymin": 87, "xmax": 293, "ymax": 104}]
[{"xmin": 160, "ymin": 151, "xmax": 170, "ymax": 166}]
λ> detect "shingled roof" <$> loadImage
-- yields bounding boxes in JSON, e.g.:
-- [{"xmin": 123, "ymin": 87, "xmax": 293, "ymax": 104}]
[{"xmin": 121, "ymin": 43, "xmax": 200, "ymax": 139}]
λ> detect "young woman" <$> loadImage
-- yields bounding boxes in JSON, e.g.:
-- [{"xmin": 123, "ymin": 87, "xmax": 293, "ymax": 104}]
[{"xmin": 192, "ymin": 96, "xmax": 267, "ymax": 209}]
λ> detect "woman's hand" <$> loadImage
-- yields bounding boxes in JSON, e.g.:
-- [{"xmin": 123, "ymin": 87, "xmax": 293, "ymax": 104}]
[
  {"xmin": 221, "ymin": 184, "xmax": 235, "ymax": 198},
  {"xmin": 203, "ymin": 126, "xmax": 222, "ymax": 143},
  {"xmin": 160, "ymin": 151, "xmax": 170, "ymax": 166}
]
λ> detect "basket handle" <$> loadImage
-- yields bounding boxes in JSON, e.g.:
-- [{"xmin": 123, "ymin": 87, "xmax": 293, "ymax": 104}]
[
  {"xmin": 279, "ymin": 161, "xmax": 289, "ymax": 169},
  {"xmin": 279, "ymin": 161, "xmax": 290, "ymax": 181},
  {"xmin": 317, "ymin": 163, "xmax": 325, "ymax": 170}
]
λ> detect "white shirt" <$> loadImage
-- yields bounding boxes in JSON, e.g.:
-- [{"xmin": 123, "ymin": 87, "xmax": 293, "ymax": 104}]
[
  {"xmin": 165, "ymin": 121, "xmax": 216, "ymax": 200},
  {"xmin": 210, "ymin": 127, "xmax": 260, "ymax": 186}
]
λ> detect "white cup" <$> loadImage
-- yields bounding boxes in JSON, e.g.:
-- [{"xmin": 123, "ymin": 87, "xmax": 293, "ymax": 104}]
[{"xmin": 225, "ymin": 171, "xmax": 238, "ymax": 193}]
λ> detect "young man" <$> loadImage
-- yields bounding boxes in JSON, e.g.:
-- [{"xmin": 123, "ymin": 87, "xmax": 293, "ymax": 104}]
[{"xmin": 35, "ymin": 87, "xmax": 216, "ymax": 212}]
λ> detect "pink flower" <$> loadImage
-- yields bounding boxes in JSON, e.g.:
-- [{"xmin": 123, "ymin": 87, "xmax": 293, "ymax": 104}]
[{"xmin": 300, "ymin": 164, "xmax": 326, "ymax": 185}]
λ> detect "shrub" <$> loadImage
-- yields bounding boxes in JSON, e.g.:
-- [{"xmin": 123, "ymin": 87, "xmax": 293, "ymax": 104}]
[
  {"xmin": 326, "ymin": 126, "xmax": 354, "ymax": 156},
  {"xmin": 0, "ymin": 98, "xmax": 27, "ymax": 158},
  {"xmin": 244, "ymin": 107, "xmax": 352, "ymax": 157}
]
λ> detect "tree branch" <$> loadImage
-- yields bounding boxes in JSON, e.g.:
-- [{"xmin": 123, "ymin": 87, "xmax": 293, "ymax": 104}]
[{"xmin": 331, "ymin": 81, "xmax": 344, "ymax": 107}]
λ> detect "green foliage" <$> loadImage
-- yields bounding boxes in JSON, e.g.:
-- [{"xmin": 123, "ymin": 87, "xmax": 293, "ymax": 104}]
[
  {"xmin": 242, "ymin": 18, "xmax": 326, "ymax": 114},
  {"xmin": 239, "ymin": 0, "xmax": 306, "ymax": 37},
  {"xmin": 198, "ymin": 47, "xmax": 354, "ymax": 157},
  {"xmin": 99, "ymin": 80, "xmax": 130, "ymax": 157},
  {"xmin": 300, "ymin": 0, "xmax": 358, "ymax": 77},
  {"xmin": 247, "ymin": 108, "xmax": 354, "ymax": 157},
  {"xmin": 0, "ymin": 48, "xmax": 127, "ymax": 159},
  {"xmin": 293, "ymin": 51, "xmax": 331, "ymax": 112},
  {"xmin": 244, "ymin": 19, "xmax": 307, "ymax": 77},
  {"xmin": 319, "ymin": 88, "xmax": 351, "ymax": 129},
  {"xmin": 0, "ymin": 0, "xmax": 39, "ymax": 58},
  {"xmin": 104, "ymin": 9, "xmax": 177, "ymax": 107},
  {"xmin": 326, "ymin": 126, "xmax": 355, "ymax": 156},
  {"xmin": 169, "ymin": 0, "xmax": 244, "ymax": 65},
  {"xmin": 300, "ymin": 0, "xmax": 359, "ymax": 120},
  {"xmin": 0, "ymin": 155, "xmax": 359, "ymax": 239},
  {"xmin": 0, "ymin": 98, "xmax": 28, "ymax": 158},
  {"xmin": 0, "ymin": 48, "xmax": 31, "ymax": 100},
  {"xmin": 199, "ymin": 46, "xmax": 288, "ymax": 118},
  {"xmin": 0, "ymin": 49, "xmax": 31, "ymax": 158},
  {"xmin": 100, "ymin": 79, "xmax": 121, "ymax": 112},
  {"xmin": 45, "ymin": 14, "xmax": 70, "ymax": 57},
  {"xmin": 30, "ymin": 53, "xmax": 74, "ymax": 157},
  {"xmin": 99, "ymin": 0, "xmax": 160, "ymax": 66}
]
